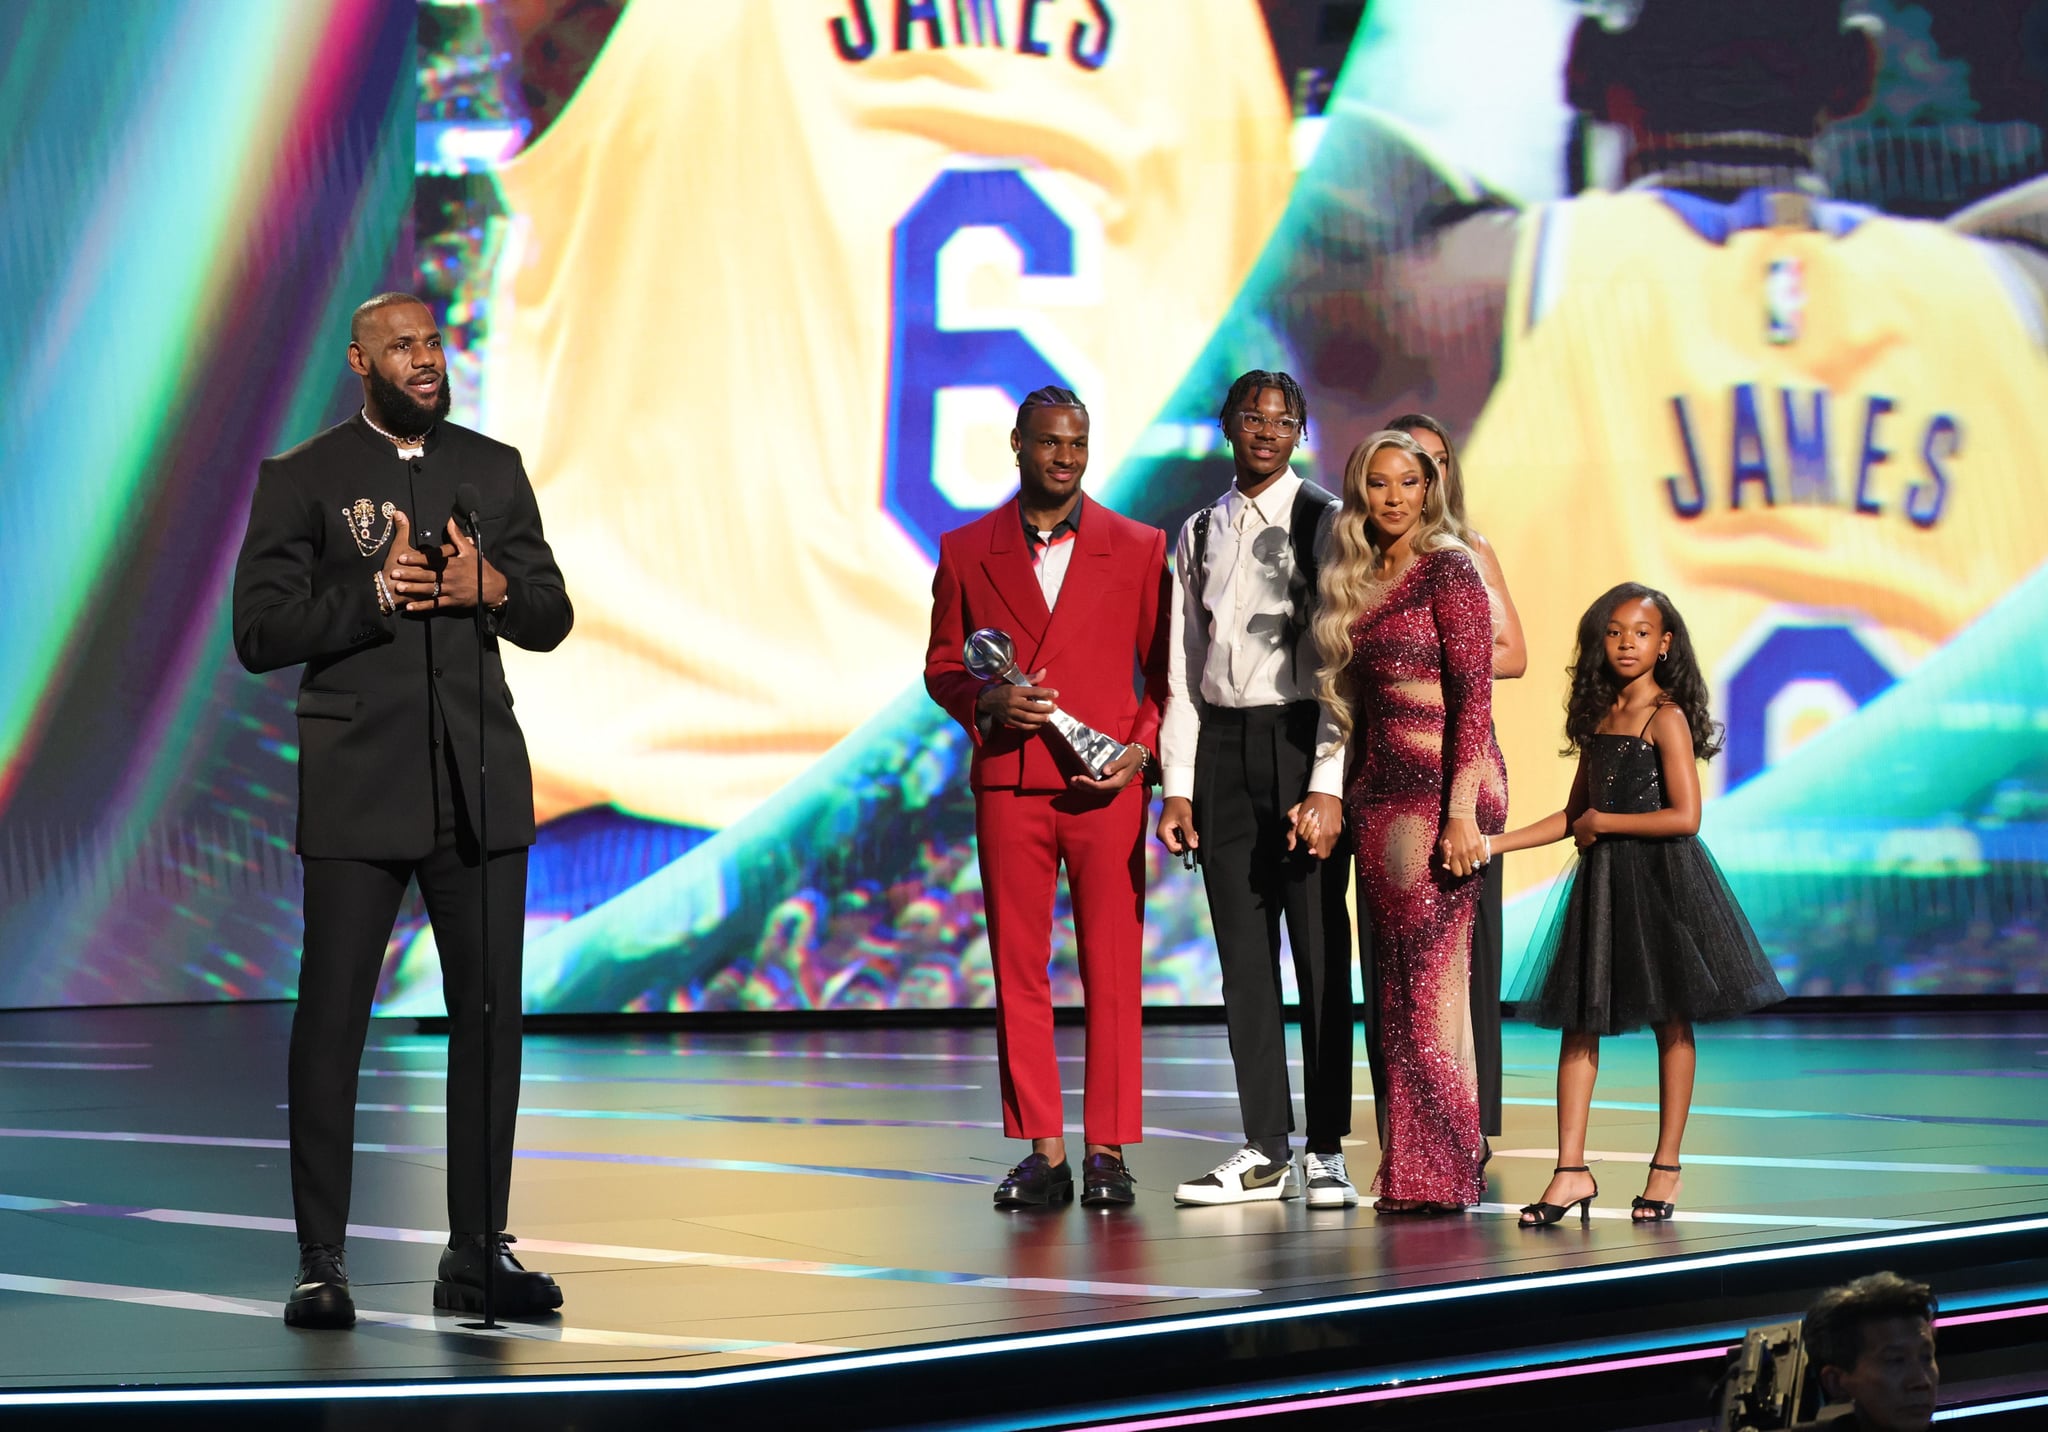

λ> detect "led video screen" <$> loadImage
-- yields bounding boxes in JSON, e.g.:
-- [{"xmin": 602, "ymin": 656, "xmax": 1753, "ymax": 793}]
[{"xmin": 1, "ymin": 0, "xmax": 2043, "ymax": 1013}]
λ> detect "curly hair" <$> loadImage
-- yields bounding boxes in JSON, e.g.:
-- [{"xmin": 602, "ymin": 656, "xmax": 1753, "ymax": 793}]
[
  {"xmin": 1802, "ymin": 1271, "xmax": 1937, "ymax": 1375},
  {"xmin": 1383, "ymin": 412, "xmax": 1469, "ymax": 534},
  {"xmin": 1219, "ymin": 370, "xmax": 1308, "ymax": 431},
  {"xmin": 1313, "ymin": 431, "xmax": 1470, "ymax": 748},
  {"xmin": 1562, "ymin": 582, "xmax": 1723, "ymax": 759}
]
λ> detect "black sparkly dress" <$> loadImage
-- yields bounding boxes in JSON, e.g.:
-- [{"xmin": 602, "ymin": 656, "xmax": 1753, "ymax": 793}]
[{"xmin": 1511, "ymin": 725, "xmax": 1784, "ymax": 1036}]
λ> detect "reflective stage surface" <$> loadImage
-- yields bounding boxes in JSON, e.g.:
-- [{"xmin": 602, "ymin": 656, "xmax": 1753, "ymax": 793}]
[{"xmin": 2, "ymin": 1004, "xmax": 2046, "ymax": 1424}]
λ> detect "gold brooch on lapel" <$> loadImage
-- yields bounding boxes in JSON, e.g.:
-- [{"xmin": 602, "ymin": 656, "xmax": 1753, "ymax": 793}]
[{"xmin": 343, "ymin": 498, "xmax": 396, "ymax": 557}]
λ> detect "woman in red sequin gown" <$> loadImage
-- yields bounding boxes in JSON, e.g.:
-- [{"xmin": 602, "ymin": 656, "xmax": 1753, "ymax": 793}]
[{"xmin": 1292, "ymin": 431, "xmax": 1507, "ymax": 1211}]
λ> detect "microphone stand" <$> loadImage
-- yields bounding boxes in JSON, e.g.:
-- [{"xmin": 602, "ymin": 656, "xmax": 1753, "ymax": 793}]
[{"xmin": 462, "ymin": 497, "xmax": 498, "ymax": 1331}]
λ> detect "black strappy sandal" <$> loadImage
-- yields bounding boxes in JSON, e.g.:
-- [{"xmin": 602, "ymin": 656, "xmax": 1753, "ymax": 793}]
[
  {"xmin": 1519, "ymin": 1165, "xmax": 1597, "ymax": 1227},
  {"xmin": 1631, "ymin": 1162, "xmax": 1681, "ymax": 1222}
]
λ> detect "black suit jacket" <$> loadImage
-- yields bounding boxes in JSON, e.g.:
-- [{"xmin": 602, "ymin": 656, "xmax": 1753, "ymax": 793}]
[{"xmin": 232, "ymin": 415, "xmax": 573, "ymax": 859}]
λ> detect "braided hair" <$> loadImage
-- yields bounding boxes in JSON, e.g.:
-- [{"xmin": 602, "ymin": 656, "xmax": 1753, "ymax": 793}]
[
  {"xmin": 1562, "ymin": 582, "xmax": 1723, "ymax": 760},
  {"xmin": 1014, "ymin": 385, "xmax": 1086, "ymax": 434},
  {"xmin": 1218, "ymin": 370, "xmax": 1308, "ymax": 434}
]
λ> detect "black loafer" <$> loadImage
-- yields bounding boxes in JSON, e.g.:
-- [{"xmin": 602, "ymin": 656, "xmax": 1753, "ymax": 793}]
[
  {"xmin": 993, "ymin": 1152, "xmax": 1074, "ymax": 1210},
  {"xmin": 433, "ymin": 1234, "xmax": 564, "ymax": 1317},
  {"xmin": 284, "ymin": 1242, "xmax": 355, "ymax": 1329},
  {"xmin": 1080, "ymin": 1152, "xmax": 1136, "ymax": 1209}
]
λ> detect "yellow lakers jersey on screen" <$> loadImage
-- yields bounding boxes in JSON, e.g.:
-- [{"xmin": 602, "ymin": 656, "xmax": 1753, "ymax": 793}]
[
  {"xmin": 1462, "ymin": 187, "xmax": 2048, "ymax": 871},
  {"xmin": 485, "ymin": 0, "xmax": 1292, "ymax": 829}
]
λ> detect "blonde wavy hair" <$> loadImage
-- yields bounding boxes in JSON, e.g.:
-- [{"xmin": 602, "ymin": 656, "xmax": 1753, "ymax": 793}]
[{"xmin": 1312, "ymin": 430, "xmax": 1471, "ymax": 747}]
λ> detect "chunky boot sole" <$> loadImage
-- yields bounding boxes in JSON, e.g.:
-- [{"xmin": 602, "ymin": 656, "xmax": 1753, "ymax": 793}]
[
  {"xmin": 284, "ymin": 1285, "xmax": 356, "ymax": 1330},
  {"xmin": 433, "ymin": 1278, "xmax": 564, "ymax": 1316}
]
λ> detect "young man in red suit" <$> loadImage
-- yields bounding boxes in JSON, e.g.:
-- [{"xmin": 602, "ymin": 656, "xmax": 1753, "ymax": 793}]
[{"xmin": 925, "ymin": 387, "xmax": 1170, "ymax": 1210}]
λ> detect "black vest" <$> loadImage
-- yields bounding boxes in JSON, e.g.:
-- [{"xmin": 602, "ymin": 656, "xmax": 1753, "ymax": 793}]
[{"xmin": 1190, "ymin": 478, "xmax": 1339, "ymax": 679}]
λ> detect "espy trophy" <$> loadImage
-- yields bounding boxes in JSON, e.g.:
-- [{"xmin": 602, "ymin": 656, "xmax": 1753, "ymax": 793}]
[{"xmin": 963, "ymin": 628, "xmax": 1133, "ymax": 781}]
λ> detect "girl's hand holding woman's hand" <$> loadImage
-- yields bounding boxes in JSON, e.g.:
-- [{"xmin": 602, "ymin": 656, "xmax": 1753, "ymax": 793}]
[{"xmin": 1571, "ymin": 808, "xmax": 1606, "ymax": 849}]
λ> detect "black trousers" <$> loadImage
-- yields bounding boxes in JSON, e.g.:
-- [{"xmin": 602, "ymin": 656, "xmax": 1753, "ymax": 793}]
[
  {"xmin": 290, "ymin": 821, "xmax": 528, "ymax": 1245},
  {"xmin": 1360, "ymin": 852, "xmax": 1503, "ymax": 1139},
  {"xmin": 1194, "ymin": 703, "xmax": 1354, "ymax": 1150},
  {"xmin": 1470, "ymin": 853, "xmax": 1505, "ymax": 1138}
]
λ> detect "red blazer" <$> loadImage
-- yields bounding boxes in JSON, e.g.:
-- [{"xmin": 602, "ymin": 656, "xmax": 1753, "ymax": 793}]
[{"xmin": 926, "ymin": 497, "xmax": 1170, "ymax": 791}]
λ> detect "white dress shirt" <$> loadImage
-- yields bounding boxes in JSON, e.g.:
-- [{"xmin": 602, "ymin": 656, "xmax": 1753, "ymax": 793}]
[
  {"xmin": 1161, "ymin": 471, "xmax": 1344, "ymax": 802},
  {"xmin": 1026, "ymin": 513, "xmax": 1079, "ymax": 607}
]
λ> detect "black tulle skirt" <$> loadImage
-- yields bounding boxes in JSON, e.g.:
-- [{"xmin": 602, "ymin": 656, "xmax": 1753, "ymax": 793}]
[{"xmin": 1510, "ymin": 835, "xmax": 1785, "ymax": 1036}]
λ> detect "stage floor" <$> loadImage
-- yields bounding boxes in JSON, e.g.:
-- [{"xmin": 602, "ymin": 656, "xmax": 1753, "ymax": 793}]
[{"xmin": 2, "ymin": 1003, "xmax": 2046, "ymax": 1399}]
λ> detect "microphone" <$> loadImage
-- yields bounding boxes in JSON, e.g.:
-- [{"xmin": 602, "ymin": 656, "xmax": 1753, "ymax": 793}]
[
  {"xmin": 453, "ymin": 482, "xmax": 482, "ymax": 539},
  {"xmin": 450, "ymin": 473, "xmax": 497, "ymax": 1327}
]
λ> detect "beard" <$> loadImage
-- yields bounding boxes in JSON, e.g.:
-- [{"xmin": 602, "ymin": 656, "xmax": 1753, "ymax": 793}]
[{"xmin": 365, "ymin": 365, "xmax": 452, "ymax": 437}]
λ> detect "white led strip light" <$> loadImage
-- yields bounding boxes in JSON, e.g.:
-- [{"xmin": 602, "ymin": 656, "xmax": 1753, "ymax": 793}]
[{"xmin": 4, "ymin": 1214, "xmax": 2044, "ymax": 1408}]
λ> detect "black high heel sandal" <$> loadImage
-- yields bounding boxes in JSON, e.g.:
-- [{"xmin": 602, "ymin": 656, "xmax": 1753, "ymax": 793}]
[
  {"xmin": 1631, "ymin": 1162, "xmax": 1681, "ymax": 1222},
  {"xmin": 1519, "ymin": 1165, "xmax": 1597, "ymax": 1227}
]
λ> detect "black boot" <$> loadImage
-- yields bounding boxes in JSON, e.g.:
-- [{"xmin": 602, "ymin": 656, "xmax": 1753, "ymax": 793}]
[
  {"xmin": 285, "ymin": 1242, "xmax": 355, "ymax": 1329},
  {"xmin": 433, "ymin": 1234, "xmax": 564, "ymax": 1316}
]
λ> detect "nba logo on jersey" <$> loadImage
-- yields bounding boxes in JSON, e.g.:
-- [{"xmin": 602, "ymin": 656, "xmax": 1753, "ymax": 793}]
[{"xmin": 1765, "ymin": 257, "xmax": 1805, "ymax": 344}]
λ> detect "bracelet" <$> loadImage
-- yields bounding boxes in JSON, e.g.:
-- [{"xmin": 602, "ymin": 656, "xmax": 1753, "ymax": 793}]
[{"xmin": 372, "ymin": 571, "xmax": 395, "ymax": 616}]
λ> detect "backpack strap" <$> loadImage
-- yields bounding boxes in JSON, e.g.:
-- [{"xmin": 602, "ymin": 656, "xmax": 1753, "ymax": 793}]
[{"xmin": 1286, "ymin": 479, "xmax": 1340, "ymax": 683}]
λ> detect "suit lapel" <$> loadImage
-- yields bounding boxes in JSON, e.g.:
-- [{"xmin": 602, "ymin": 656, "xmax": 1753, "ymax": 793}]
[
  {"xmin": 1032, "ymin": 505, "xmax": 1114, "ymax": 672},
  {"xmin": 981, "ymin": 502, "xmax": 1051, "ymax": 654}
]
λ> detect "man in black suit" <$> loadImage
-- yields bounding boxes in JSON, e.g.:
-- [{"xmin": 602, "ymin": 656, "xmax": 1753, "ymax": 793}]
[{"xmin": 232, "ymin": 293, "xmax": 573, "ymax": 1328}]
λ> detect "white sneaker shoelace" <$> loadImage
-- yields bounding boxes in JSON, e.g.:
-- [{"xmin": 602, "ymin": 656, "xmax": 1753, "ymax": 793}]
[
  {"xmin": 1212, "ymin": 1146, "xmax": 1278, "ymax": 1181},
  {"xmin": 1305, "ymin": 1152, "xmax": 1350, "ymax": 1185}
]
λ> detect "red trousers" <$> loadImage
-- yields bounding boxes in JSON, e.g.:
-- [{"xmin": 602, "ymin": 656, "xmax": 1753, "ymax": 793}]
[{"xmin": 975, "ymin": 783, "xmax": 1147, "ymax": 1145}]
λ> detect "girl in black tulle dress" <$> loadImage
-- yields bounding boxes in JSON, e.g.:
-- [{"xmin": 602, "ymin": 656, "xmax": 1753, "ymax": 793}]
[{"xmin": 1491, "ymin": 584, "xmax": 1783, "ymax": 1227}]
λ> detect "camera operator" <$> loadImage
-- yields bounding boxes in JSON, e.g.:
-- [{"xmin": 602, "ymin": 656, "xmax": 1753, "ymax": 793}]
[{"xmin": 1789, "ymin": 1272, "xmax": 1939, "ymax": 1432}]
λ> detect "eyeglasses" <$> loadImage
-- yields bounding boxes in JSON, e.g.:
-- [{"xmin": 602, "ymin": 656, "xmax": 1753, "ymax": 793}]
[{"xmin": 1236, "ymin": 411, "xmax": 1302, "ymax": 436}]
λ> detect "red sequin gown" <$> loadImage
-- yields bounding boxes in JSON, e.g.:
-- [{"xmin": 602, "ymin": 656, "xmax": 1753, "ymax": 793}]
[{"xmin": 1344, "ymin": 547, "xmax": 1507, "ymax": 1206}]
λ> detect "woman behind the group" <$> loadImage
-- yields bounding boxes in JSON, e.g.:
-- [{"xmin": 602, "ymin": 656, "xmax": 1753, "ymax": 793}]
[
  {"xmin": 1292, "ymin": 431, "xmax": 1506, "ymax": 1212},
  {"xmin": 1386, "ymin": 413, "xmax": 1524, "ymax": 1144},
  {"xmin": 1492, "ymin": 584, "xmax": 1784, "ymax": 1226}
]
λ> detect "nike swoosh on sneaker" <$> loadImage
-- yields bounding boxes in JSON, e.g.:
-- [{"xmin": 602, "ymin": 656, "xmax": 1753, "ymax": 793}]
[{"xmin": 1241, "ymin": 1163, "xmax": 1291, "ymax": 1189}]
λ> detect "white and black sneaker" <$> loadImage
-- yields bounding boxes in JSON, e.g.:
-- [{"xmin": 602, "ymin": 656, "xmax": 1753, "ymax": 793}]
[
  {"xmin": 1303, "ymin": 1151, "xmax": 1358, "ymax": 1208},
  {"xmin": 1174, "ymin": 1146, "xmax": 1297, "ymax": 1205}
]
